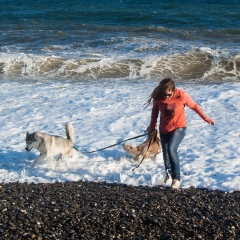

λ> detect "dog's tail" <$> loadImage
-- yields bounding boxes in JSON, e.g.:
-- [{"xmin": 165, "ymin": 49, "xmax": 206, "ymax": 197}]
[{"xmin": 65, "ymin": 122, "xmax": 74, "ymax": 143}]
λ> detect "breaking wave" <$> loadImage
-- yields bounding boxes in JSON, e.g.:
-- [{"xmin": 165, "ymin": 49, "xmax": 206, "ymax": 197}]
[{"xmin": 1, "ymin": 50, "xmax": 240, "ymax": 81}]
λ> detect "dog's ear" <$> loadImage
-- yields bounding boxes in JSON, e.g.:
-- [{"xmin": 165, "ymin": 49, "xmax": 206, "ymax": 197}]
[
  {"xmin": 153, "ymin": 131, "xmax": 157, "ymax": 142},
  {"xmin": 150, "ymin": 129, "xmax": 158, "ymax": 142},
  {"xmin": 34, "ymin": 133, "xmax": 38, "ymax": 140},
  {"xmin": 145, "ymin": 126, "xmax": 150, "ymax": 133}
]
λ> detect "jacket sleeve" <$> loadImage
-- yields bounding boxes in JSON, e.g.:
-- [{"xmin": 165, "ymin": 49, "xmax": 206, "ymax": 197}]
[
  {"xmin": 149, "ymin": 101, "xmax": 159, "ymax": 131},
  {"xmin": 184, "ymin": 91, "xmax": 209, "ymax": 122}
]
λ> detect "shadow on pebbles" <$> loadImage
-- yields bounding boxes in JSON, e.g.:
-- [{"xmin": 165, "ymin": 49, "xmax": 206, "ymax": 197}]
[{"xmin": 0, "ymin": 181, "xmax": 239, "ymax": 239}]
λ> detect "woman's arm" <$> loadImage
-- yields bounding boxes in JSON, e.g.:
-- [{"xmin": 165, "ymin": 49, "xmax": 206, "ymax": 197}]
[
  {"xmin": 184, "ymin": 91, "xmax": 215, "ymax": 125},
  {"xmin": 149, "ymin": 101, "xmax": 160, "ymax": 130}
]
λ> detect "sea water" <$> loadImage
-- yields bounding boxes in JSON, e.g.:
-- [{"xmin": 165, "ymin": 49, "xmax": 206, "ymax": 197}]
[{"xmin": 1, "ymin": 0, "xmax": 240, "ymax": 81}]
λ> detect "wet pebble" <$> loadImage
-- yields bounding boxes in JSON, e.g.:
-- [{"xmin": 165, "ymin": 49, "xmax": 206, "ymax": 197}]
[{"xmin": 0, "ymin": 181, "xmax": 239, "ymax": 239}]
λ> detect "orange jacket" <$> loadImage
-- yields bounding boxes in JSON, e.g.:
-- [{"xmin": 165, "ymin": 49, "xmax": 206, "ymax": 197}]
[{"xmin": 149, "ymin": 88, "xmax": 211, "ymax": 134}]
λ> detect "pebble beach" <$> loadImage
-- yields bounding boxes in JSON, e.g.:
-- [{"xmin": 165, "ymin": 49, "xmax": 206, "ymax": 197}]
[{"xmin": 1, "ymin": 181, "xmax": 239, "ymax": 239}]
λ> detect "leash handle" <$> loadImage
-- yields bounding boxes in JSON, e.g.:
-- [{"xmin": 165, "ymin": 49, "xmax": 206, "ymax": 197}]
[{"xmin": 79, "ymin": 133, "xmax": 148, "ymax": 154}]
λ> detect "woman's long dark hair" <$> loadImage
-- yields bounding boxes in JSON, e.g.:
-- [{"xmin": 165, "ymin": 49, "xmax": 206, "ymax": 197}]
[{"xmin": 144, "ymin": 78, "xmax": 175, "ymax": 108}]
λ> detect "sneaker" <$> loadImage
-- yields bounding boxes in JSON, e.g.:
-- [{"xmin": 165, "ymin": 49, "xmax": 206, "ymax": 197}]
[{"xmin": 171, "ymin": 179, "xmax": 180, "ymax": 189}]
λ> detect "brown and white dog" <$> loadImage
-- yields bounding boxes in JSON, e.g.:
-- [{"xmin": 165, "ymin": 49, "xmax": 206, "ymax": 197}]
[{"xmin": 122, "ymin": 129, "xmax": 161, "ymax": 161}]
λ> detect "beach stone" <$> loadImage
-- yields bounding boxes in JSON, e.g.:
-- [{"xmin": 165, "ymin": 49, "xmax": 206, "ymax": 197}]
[{"xmin": 0, "ymin": 181, "xmax": 239, "ymax": 239}]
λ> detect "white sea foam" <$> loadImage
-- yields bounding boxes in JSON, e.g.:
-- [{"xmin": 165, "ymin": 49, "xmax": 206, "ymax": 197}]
[{"xmin": 0, "ymin": 79, "xmax": 239, "ymax": 192}]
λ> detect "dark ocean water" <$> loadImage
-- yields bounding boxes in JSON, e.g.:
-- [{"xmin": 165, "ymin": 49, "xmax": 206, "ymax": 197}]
[{"xmin": 1, "ymin": 0, "xmax": 240, "ymax": 81}]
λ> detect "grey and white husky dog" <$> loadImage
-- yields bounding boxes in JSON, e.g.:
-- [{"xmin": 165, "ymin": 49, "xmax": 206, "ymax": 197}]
[{"xmin": 26, "ymin": 122, "xmax": 75, "ymax": 168}]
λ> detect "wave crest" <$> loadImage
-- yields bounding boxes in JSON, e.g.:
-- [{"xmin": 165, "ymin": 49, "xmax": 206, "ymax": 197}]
[{"xmin": 1, "ymin": 50, "xmax": 240, "ymax": 81}]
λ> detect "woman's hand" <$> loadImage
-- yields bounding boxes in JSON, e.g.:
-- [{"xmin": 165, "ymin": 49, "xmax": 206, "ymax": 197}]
[{"xmin": 205, "ymin": 117, "xmax": 215, "ymax": 126}]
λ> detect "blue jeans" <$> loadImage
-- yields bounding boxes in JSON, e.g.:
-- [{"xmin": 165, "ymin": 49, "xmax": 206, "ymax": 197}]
[{"xmin": 160, "ymin": 127, "xmax": 186, "ymax": 181}]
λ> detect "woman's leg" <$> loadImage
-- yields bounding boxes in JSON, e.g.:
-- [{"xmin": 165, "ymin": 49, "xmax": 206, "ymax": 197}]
[
  {"xmin": 160, "ymin": 132, "xmax": 172, "ymax": 179},
  {"xmin": 168, "ymin": 127, "xmax": 186, "ymax": 180}
]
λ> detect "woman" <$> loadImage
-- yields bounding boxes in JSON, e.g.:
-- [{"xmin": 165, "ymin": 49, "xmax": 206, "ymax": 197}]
[{"xmin": 146, "ymin": 78, "xmax": 215, "ymax": 189}]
